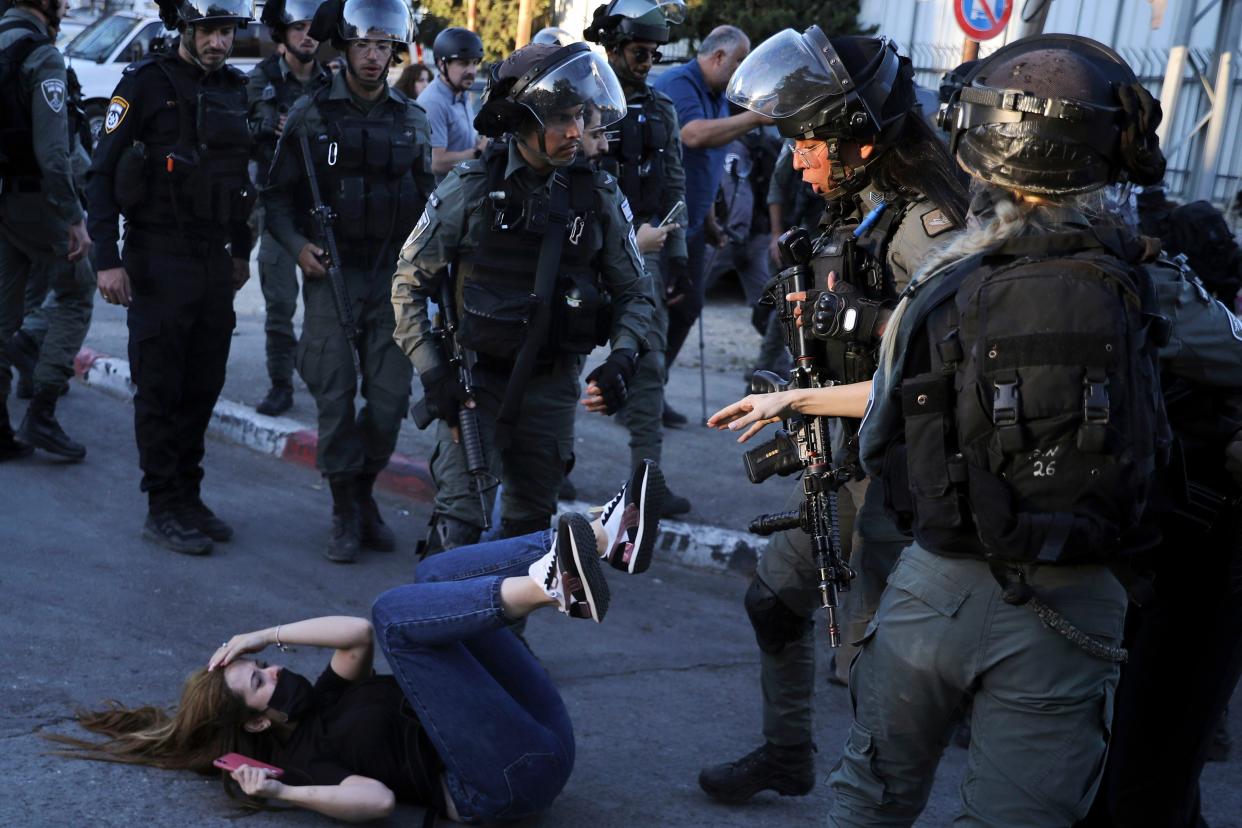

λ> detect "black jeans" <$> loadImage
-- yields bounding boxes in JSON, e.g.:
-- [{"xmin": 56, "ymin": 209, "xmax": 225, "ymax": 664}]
[{"xmin": 124, "ymin": 239, "xmax": 235, "ymax": 512}]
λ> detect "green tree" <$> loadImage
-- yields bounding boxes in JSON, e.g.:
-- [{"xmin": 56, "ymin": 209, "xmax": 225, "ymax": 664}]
[
  {"xmin": 418, "ymin": 1, "xmax": 555, "ymax": 62},
  {"xmin": 681, "ymin": 0, "xmax": 871, "ymax": 45}
]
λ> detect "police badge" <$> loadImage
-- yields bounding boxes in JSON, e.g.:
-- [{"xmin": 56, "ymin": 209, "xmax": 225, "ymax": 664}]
[{"xmin": 41, "ymin": 79, "xmax": 65, "ymax": 114}]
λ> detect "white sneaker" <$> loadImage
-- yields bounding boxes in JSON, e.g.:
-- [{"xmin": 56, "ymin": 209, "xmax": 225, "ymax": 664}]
[
  {"xmin": 597, "ymin": 460, "xmax": 665, "ymax": 574},
  {"xmin": 529, "ymin": 513, "xmax": 610, "ymax": 622}
]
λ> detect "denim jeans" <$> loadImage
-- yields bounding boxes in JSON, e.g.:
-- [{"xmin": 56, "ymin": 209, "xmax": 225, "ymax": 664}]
[{"xmin": 371, "ymin": 531, "xmax": 575, "ymax": 822}]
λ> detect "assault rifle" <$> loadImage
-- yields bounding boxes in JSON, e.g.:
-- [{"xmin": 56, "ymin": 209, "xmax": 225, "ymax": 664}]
[
  {"xmin": 297, "ymin": 131, "xmax": 360, "ymax": 376},
  {"xmin": 411, "ymin": 272, "xmax": 497, "ymax": 530},
  {"xmin": 745, "ymin": 226, "xmax": 855, "ymax": 648}
]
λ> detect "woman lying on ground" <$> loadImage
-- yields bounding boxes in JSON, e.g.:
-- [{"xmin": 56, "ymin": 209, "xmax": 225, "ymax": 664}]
[{"xmin": 46, "ymin": 462, "xmax": 667, "ymax": 824}]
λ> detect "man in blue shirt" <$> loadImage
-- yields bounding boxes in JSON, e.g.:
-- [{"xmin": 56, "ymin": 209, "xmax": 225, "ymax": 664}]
[
  {"xmin": 654, "ymin": 25, "xmax": 770, "ymax": 418},
  {"xmin": 418, "ymin": 26, "xmax": 488, "ymax": 180}
]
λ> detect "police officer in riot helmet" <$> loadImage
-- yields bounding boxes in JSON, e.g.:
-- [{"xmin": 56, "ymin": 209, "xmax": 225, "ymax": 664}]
[
  {"xmin": 698, "ymin": 28, "xmax": 969, "ymax": 804},
  {"xmin": 0, "ymin": 0, "xmax": 94, "ymax": 463},
  {"xmin": 392, "ymin": 42, "xmax": 659, "ymax": 554},
  {"xmin": 86, "ymin": 0, "xmax": 255, "ymax": 555},
  {"xmin": 813, "ymin": 35, "xmax": 1242, "ymax": 825},
  {"xmin": 582, "ymin": 0, "xmax": 694, "ymax": 517},
  {"xmin": 248, "ymin": 0, "xmax": 331, "ymax": 417},
  {"xmin": 262, "ymin": 0, "xmax": 432, "ymax": 563}
]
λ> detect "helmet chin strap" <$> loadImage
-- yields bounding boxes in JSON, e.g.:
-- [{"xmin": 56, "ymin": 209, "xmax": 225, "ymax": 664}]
[
  {"xmin": 343, "ymin": 53, "xmax": 386, "ymax": 91},
  {"xmin": 516, "ymin": 130, "xmax": 575, "ymax": 169},
  {"xmin": 181, "ymin": 24, "xmax": 233, "ymax": 72}
]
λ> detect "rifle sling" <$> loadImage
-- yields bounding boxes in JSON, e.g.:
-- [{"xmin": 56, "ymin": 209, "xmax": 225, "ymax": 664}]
[{"xmin": 494, "ymin": 171, "xmax": 572, "ymax": 449}]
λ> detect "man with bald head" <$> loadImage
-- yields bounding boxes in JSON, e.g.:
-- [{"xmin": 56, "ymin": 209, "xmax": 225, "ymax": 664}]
[{"xmin": 653, "ymin": 25, "xmax": 771, "ymax": 422}]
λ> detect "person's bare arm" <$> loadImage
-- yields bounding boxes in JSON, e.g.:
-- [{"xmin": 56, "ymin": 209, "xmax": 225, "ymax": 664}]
[
  {"xmin": 431, "ymin": 136, "xmax": 487, "ymax": 175},
  {"xmin": 209, "ymin": 616, "xmax": 374, "ymax": 681},
  {"xmin": 708, "ymin": 381, "xmax": 874, "ymax": 443},
  {"xmin": 680, "ymin": 111, "xmax": 770, "ymax": 149},
  {"xmin": 232, "ymin": 766, "xmax": 395, "ymax": 822}
]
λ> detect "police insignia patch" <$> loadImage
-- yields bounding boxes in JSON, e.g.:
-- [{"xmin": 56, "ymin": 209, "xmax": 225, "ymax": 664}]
[
  {"xmin": 40, "ymin": 79, "xmax": 65, "ymax": 113},
  {"xmin": 104, "ymin": 96, "xmax": 129, "ymax": 134},
  {"xmin": 921, "ymin": 208, "xmax": 955, "ymax": 237}
]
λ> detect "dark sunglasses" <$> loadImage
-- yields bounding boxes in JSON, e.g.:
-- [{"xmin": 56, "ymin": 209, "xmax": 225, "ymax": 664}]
[{"xmin": 627, "ymin": 46, "xmax": 663, "ymax": 64}]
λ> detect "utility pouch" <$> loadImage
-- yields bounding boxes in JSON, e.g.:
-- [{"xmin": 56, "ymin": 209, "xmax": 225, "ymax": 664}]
[{"xmin": 114, "ymin": 141, "xmax": 148, "ymax": 209}]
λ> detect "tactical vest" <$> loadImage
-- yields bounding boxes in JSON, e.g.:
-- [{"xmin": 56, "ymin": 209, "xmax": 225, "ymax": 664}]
[
  {"xmin": 881, "ymin": 229, "xmax": 1170, "ymax": 566},
  {"xmin": 456, "ymin": 145, "xmax": 606, "ymax": 360},
  {"xmin": 259, "ymin": 55, "xmax": 313, "ymax": 113},
  {"xmin": 808, "ymin": 197, "xmax": 907, "ymax": 386},
  {"xmin": 0, "ymin": 19, "xmax": 50, "ymax": 182},
  {"xmin": 125, "ymin": 56, "xmax": 254, "ymax": 232},
  {"xmin": 299, "ymin": 94, "xmax": 430, "ymax": 256},
  {"xmin": 598, "ymin": 94, "xmax": 669, "ymax": 221}
]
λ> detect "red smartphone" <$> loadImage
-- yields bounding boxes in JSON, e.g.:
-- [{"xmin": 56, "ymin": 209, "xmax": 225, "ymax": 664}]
[{"xmin": 213, "ymin": 752, "xmax": 284, "ymax": 778}]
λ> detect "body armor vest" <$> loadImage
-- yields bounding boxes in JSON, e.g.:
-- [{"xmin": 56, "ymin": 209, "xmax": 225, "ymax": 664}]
[
  {"xmin": 598, "ymin": 93, "xmax": 668, "ymax": 221},
  {"xmin": 126, "ymin": 56, "xmax": 254, "ymax": 233},
  {"xmin": 299, "ymin": 94, "xmax": 430, "ymax": 255},
  {"xmin": 0, "ymin": 19, "xmax": 50, "ymax": 182},
  {"xmin": 456, "ymin": 145, "xmax": 606, "ymax": 359},
  {"xmin": 808, "ymin": 196, "xmax": 906, "ymax": 386}
]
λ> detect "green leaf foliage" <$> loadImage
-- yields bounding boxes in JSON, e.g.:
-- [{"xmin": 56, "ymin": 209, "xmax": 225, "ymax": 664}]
[
  {"xmin": 417, "ymin": 0, "xmax": 556, "ymax": 62},
  {"xmin": 680, "ymin": 0, "xmax": 872, "ymax": 45}
]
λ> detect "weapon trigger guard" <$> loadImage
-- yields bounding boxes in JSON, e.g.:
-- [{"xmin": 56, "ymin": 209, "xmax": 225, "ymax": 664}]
[{"xmin": 328, "ymin": 141, "xmax": 338, "ymax": 167}]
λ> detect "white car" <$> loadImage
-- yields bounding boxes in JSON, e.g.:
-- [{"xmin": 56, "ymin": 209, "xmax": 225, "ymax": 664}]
[{"xmin": 63, "ymin": 12, "xmax": 270, "ymax": 147}]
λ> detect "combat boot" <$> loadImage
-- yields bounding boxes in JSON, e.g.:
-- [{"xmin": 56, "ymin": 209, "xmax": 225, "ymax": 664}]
[
  {"xmin": 143, "ymin": 511, "xmax": 213, "ymax": 556},
  {"xmin": 698, "ymin": 741, "xmax": 816, "ymax": 804},
  {"xmin": 180, "ymin": 496, "xmax": 234, "ymax": 542},
  {"xmin": 18, "ymin": 389, "xmax": 86, "ymax": 461},
  {"xmin": 326, "ymin": 475, "xmax": 360, "ymax": 563},
  {"xmin": 356, "ymin": 472, "xmax": 395, "ymax": 551},
  {"xmin": 256, "ymin": 383, "xmax": 293, "ymax": 417},
  {"xmin": 8, "ymin": 330, "xmax": 37, "ymax": 400},
  {"xmin": 0, "ymin": 400, "xmax": 32, "ymax": 462}
]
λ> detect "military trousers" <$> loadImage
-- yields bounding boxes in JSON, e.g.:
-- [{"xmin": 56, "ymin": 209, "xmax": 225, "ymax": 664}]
[
  {"xmin": 755, "ymin": 476, "xmax": 906, "ymax": 746},
  {"xmin": 124, "ymin": 239, "xmax": 235, "ymax": 513},
  {"xmin": 618, "ymin": 250, "xmax": 668, "ymax": 469},
  {"xmin": 431, "ymin": 356, "xmax": 582, "ymax": 530},
  {"xmin": 257, "ymin": 229, "xmax": 299, "ymax": 388},
  {"xmin": 0, "ymin": 229, "xmax": 94, "ymax": 398},
  {"xmin": 297, "ymin": 269, "xmax": 412, "ymax": 478},
  {"xmin": 828, "ymin": 544, "xmax": 1127, "ymax": 827}
]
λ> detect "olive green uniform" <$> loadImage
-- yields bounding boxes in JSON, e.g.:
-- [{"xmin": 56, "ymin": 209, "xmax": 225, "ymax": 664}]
[
  {"xmin": 245, "ymin": 54, "xmax": 331, "ymax": 391},
  {"xmin": 0, "ymin": 8, "xmax": 93, "ymax": 401},
  {"xmin": 612, "ymin": 83, "xmax": 685, "ymax": 472},
  {"xmin": 757, "ymin": 190, "xmax": 957, "ymax": 746},
  {"xmin": 264, "ymin": 73, "xmax": 430, "ymax": 478},
  {"xmin": 392, "ymin": 142, "xmax": 655, "ymax": 532}
]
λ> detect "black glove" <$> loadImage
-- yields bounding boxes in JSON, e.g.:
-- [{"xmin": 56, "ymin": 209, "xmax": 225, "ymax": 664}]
[
  {"xmin": 585, "ymin": 349, "xmax": 638, "ymax": 415},
  {"xmin": 665, "ymin": 258, "xmax": 692, "ymax": 302},
  {"xmin": 1226, "ymin": 429, "xmax": 1242, "ymax": 487},
  {"xmin": 804, "ymin": 282, "xmax": 886, "ymax": 346},
  {"xmin": 418, "ymin": 363, "xmax": 469, "ymax": 426}
]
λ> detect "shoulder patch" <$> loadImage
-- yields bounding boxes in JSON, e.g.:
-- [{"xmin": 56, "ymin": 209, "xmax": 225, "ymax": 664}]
[
  {"xmin": 262, "ymin": 83, "xmax": 276, "ymax": 101},
  {"xmin": 104, "ymin": 96, "xmax": 129, "ymax": 134},
  {"xmin": 619, "ymin": 194, "xmax": 634, "ymax": 224},
  {"xmin": 921, "ymin": 208, "xmax": 956, "ymax": 238},
  {"xmin": 40, "ymin": 78, "xmax": 65, "ymax": 113}
]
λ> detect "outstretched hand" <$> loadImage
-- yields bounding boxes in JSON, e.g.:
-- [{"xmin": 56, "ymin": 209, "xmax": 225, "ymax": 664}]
[
  {"xmin": 208, "ymin": 630, "xmax": 270, "ymax": 671},
  {"xmin": 708, "ymin": 390, "xmax": 798, "ymax": 443}
]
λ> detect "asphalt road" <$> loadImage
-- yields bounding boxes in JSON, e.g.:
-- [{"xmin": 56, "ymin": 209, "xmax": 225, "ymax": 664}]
[{"xmin": 3, "ymin": 361, "xmax": 1241, "ymax": 826}]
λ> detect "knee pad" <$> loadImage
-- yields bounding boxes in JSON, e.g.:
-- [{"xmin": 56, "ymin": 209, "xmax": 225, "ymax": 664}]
[
  {"xmin": 419, "ymin": 513, "xmax": 482, "ymax": 559},
  {"xmin": 501, "ymin": 517, "xmax": 551, "ymax": 539},
  {"xmin": 745, "ymin": 577, "xmax": 812, "ymax": 656}
]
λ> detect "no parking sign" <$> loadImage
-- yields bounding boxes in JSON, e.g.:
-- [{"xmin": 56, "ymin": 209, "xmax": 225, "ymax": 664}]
[{"xmin": 954, "ymin": 0, "xmax": 1013, "ymax": 41}]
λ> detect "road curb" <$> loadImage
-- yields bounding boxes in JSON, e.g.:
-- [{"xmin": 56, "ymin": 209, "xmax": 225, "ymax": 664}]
[{"xmin": 73, "ymin": 347, "xmax": 764, "ymax": 574}]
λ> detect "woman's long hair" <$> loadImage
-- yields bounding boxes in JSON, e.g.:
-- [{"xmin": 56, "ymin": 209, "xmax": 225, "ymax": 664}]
[
  {"xmin": 43, "ymin": 668, "xmax": 266, "ymax": 774},
  {"xmin": 871, "ymin": 114, "xmax": 971, "ymax": 229},
  {"xmin": 878, "ymin": 183, "xmax": 1131, "ymax": 373}
]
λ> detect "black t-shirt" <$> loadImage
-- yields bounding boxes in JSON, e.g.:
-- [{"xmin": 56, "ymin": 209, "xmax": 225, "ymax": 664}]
[{"xmin": 269, "ymin": 664, "xmax": 442, "ymax": 805}]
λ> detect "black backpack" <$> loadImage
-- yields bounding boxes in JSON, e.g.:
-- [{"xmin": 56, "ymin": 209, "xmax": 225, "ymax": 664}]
[
  {"xmin": 0, "ymin": 18, "xmax": 50, "ymax": 177},
  {"xmin": 889, "ymin": 229, "xmax": 1171, "ymax": 564},
  {"xmin": 1163, "ymin": 200, "xmax": 1242, "ymax": 303}
]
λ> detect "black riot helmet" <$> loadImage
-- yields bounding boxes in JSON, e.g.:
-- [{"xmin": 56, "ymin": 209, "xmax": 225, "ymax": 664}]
[
  {"xmin": 157, "ymin": 0, "xmax": 254, "ymax": 29},
  {"xmin": 308, "ymin": 0, "xmax": 413, "ymax": 50},
  {"xmin": 432, "ymin": 26, "xmax": 482, "ymax": 64},
  {"xmin": 939, "ymin": 34, "xmax": 1166, "ymax": 194},
  {"xmin": 584, "ymin": 0, "xmax": 685, "ymax": 47},
  {"xmin": 728, "ymin": 29, "xmax": 913, "ymax": 144},
  {"xmin": 260, "ymin": 0, "xmax": 322, "ymax": 42}
]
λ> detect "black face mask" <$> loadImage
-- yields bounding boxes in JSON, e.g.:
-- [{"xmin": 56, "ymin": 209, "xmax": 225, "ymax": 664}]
[{"xmin": 265, "ymin": 669, "xmax": 316, "ymax": 723}]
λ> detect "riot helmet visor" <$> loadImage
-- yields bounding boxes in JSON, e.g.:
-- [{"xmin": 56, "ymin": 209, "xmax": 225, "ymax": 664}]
[
  {"xmin": 726, "ymin": 28, "xmax": 846, "ymax": 119},
  {"xmin": 338, "ymin": 0, "xmax": 412, "ymax": 42},
  {"xmin": 180, "ymin": 0, "xmax": 254, "ymax": 23},
  {"xmin": 280, "ymin": 0, "xmax": 322, "ymax": 23},
  {"xmin": 520, "ymin": 48, "xmax": 626, "ymax": 129}
]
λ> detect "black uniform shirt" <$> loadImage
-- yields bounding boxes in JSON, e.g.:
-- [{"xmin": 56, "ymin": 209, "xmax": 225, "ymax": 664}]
[{"xmin": 86, "ymin": 47, "xmax": 252, "ymax": 271}]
